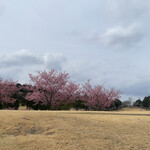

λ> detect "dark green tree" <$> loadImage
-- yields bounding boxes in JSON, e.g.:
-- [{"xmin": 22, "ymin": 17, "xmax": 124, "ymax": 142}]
[
  {"xmin": 109, "ymin": 99, "xmax": 122, "ymax": 110},
  {"xmin": 134, "ymin": 99, "xmax": 142, "ymax": 107},
  {"xmin": 142, "ymin": 96, "xmax": 150, "ymax": 108}
]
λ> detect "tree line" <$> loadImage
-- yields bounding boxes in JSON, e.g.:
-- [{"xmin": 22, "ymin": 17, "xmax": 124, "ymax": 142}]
[
  {"xmin": 0, "ymin": 69, "xmax": 123, "ymax": 111},
  {"xmin": 133, "ymin": 97, "xmax": 150, "ymax": 108}
]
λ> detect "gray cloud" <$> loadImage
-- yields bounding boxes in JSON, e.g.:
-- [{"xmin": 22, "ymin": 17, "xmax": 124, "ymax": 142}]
[
  {"xmin": 44, "ymin": 52, "xmax": 66, "ymax": 71},
  {"xmin": 122, "ymin": 80, "xmax": 150, "ymax": 96},
  {"xmin": 0, "ymin": 50, "xmax": 66, "ymax": 70},
  {"xmin": 80, "ymin": 24, "xmax": 144, "ymax": 49},
  {"xmin": 101, "ymin": 0, "xmax": 150, "ymax": 24},
  {"xmin": 0, "ymin": 49, "xmax": 42, "ymax": 68},
  {"xmin": 0, "ymin": 50, "xmax": 67, "ymax": 82},
  {"xmin": 101, "ymin": 24, "xmax": 143, "ymax": 47}
]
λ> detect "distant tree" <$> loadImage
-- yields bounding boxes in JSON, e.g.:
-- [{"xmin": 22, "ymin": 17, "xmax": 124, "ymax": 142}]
[
  {"xmin": 109, "ymin": 99, "xmax": 122, "ymax": 110},
  {"xmin": 142, "ymin": 96, "xmax": 150, "ymax": 108},
  {"xmin": 134, "ymin": 99, "xmax": 142, "ymax": 107},
  {"xmin": 122, "ymin": 97, "xmax": 133, "ymax": 108},
  {"xmin": 72, "ymin": 100, "xmax": 88, "ymax": 110}
]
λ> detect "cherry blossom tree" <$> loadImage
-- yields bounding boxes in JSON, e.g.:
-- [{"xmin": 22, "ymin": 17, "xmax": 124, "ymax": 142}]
[
  {"xmin": 26, "ymin": 69, "xmax": 70, "ymax": 110},
  {"xmin": 0, "ymin": 77, "xmax": 19, "ymax": 109},
  {"xmin": 54, "ymin": 81, "xmax": 81, "ymax": 109},
  {"xmin": 15, "ymin": 83, "xmax": 35, "ymax": 109},
  {"xmin": 26, "ymin": 70, "xmax": 122, "ymax": 110},
  {"xmin": 82, "ymin": 80, "xmax": 122, "ymax": 110}
]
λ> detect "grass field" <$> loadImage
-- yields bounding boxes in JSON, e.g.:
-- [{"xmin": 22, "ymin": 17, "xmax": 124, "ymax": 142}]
[{"xmin": 0, "ymin": 108, "xmax": 150, "ymax": 150}]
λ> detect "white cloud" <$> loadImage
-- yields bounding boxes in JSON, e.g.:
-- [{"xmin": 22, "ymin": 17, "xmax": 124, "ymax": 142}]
[
  {"xmin": 80, "ymin": 24, "xmax": 144, "ymax": 49},
  {"xmin": 0, "ymin": 49, "xmax": 42, "ymax": 68},
  {"xmin": 100, "ymin": 24, "xmax": 143, "ymax": 47},
  {"xmin": 44, "ymin": 52, "xmax": 66, "ymax": 71},
  {"xmin": 0, "ymin": 50, "xmax": 67, "ymax": 83}
]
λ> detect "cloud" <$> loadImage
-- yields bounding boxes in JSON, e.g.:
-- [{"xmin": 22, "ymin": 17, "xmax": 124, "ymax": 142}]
[
  {"xmin": 0, "ymin": 49, "xmax": 42, "ymax": 68},
  {"xmin": 80, "ymin": 24, "xmax": 144, "ymax": 49},
  {"xmin": 0, "ymin": 49, "xmax": 66, "ymax": 70},
  {"xmin": 0, "ymin": 49, "xmax": 149, "ymax": 100},
  {"xmin": 44, "ymin": 52, "xmax": 66, "ymax": 71},
  {"xmin": 102, "ymin": 0, "xmax": 150, "ymax": 24},
  {"xmin": 122, "ymin": 80, "xmax": 150, "ymax": 96},
  {"xmin": 100, "ymin": 24, "xmax": 143, "ymax": 47},
  {"xmin": 0, "ymin": 50, "xmax": 67, "ymax": 82},
  {"xmin": 64, "ymin": 54, "xmax": 150, "ymax": 100}
]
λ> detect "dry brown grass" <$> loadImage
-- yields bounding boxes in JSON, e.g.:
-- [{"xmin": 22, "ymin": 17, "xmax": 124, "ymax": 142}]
[{"xmin": 0, "ymin": 108, "xmax": 150, "ymax": 150}]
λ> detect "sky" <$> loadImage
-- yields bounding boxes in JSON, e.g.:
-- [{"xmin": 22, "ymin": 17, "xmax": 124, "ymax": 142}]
[{"xmin": 0, "ymin": 0, "xmax": 150, "ymax": 101}]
